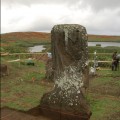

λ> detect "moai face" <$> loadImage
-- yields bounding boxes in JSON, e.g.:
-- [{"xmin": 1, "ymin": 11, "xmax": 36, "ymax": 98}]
[
  {"xmin": 51, "ymin": 24, "xmax": 88, "ymax": 70},
  {"xmin": 64, "ymin": 27, "xmax": 88, "ymax": 61}
]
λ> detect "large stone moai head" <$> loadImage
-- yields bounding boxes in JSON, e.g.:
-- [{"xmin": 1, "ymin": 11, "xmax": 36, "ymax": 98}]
[
  {"xmin": 51, "ymin": 24, "xmax": 88, "ymax": 77},
  {"xmin": 40, "ymin": 24, "xmax": 91, "ymax": 120}
]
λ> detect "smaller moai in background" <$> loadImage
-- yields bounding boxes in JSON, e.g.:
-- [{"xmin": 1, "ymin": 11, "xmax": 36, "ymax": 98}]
[
  {"xmin": 40, "ymin": 24, "xmax": 92, "ymax": 120},
  {"xmin": 0, "ymin": 64, "xmax": 9, "ymax": 77},
  {"xmin": 45, "ymin": 57, "xmax": 54, "ymax": 81}
]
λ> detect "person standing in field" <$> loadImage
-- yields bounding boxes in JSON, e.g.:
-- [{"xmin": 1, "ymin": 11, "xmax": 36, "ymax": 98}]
[{"xmin": 112, "ymin": 51, "xmax": 119, "ymax": 71}]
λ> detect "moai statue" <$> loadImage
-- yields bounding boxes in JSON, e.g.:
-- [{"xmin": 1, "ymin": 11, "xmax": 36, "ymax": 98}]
[
  {"xmin": 45, "ymin": 57, "xmax": 54, "ymax": 81},
  {"xmin": 40, "ymin": 24, "xmax": 91, "ymax": 120}
]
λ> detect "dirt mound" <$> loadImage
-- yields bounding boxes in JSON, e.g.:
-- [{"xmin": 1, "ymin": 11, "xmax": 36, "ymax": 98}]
[
  {"xmin": 1, "ymin": 107, "xmax": 51, "ymax": 120},
  {"xmin": 1, "ymin": 106, "xmax": 86, "ymax": 120}
]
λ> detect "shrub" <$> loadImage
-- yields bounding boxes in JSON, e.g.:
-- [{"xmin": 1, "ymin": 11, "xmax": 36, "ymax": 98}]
[{"xmin": 96, "ymin": 44, "xmax": 101, "ymax": 47}]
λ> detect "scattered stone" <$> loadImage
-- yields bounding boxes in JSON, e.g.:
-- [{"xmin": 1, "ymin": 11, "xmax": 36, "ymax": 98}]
[{"xmin": 0, "ymin": 64, "xmax": 8, "ymax": 77}]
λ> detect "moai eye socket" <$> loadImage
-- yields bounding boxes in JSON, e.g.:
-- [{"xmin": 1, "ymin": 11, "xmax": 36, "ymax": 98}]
[
  {"xmin": 76, "ymin": 30, "xmax": 79, "ymax": 32},
  {"xmin": 76, "ymin": 37, "xmax": 79, "ymax": 40}
]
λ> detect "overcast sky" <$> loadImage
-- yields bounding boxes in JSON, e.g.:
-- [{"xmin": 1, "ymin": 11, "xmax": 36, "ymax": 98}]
[{"xmin": 1, "ymin": 0, "xmax": 120, "ymax": 35}]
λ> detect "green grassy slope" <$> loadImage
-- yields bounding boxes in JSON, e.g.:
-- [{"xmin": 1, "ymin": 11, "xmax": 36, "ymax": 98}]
[
  {"xmin": 88, "ymin": 34, "xmax": 120, "ymax": 42},
  {"xmin": 1, "ymin": 32, "xmax": 120, "ymax": 43}
]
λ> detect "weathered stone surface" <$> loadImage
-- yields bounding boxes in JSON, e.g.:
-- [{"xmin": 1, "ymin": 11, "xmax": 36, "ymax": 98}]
[
  {"xmin": 0, "ymin": 64, "xmax": 8, "ymax": 77},
  {"xmin": 40, "ymin": 24, "xmax": 91, "ymax": 120},
  {"xmin": 45, "ymin": 58, "xmax": 54, "ymax": 81}
]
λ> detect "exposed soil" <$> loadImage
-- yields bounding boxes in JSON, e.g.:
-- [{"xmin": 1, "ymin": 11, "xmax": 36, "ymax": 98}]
[
  {"xmin": 33, "ymin": 54, "xmax": 49, "ymax": 62},
  {"xmin": 1, "ymin": 107, "xmax": 51, "ymax": 120},
  {"xmin": 104, "ymin": 112, "xmax": 120, "ymax": 120},
  {"xmin": 1, "ymin": 106, "xmax": 91, "ymax": 120}
]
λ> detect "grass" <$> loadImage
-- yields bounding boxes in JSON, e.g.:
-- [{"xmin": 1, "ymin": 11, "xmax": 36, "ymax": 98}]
[
  {"xmin": 1, "ymin": 84, "xmax": 47, "ymax": 111},
  {"xmin": 89, "ymin": 77, "xmax": 113, "ymax": 86},
  {"xmin": 1, "ymin": 32, "xmax": 120, "ymax": 54},
  {"xmin": 1, "ymin": 60, "xmax": 52, "ymax": 111},
  {"xmin": 98, "ymin": 69, "xmax": 120, "ymax": 77},
  {"xmin": 89, "ymin": 96, "xmax": 120, "ymax": 120},
  {"xmin": 88, "ymin": 46, "xmax": 120, "ymax": 53},
  {"xmin": 1, "ymin": 58, "xmax": 120, "ymax": 119},
  {"xmin": 88, "ymin": 35, "xmax": 120, "ymax": 42},
  {"xmin": 86, "ymin": 69, "xmax": 120, "ymax": 120},
  {"xmin": 1, "ymin": 32, "xmax": 120, "ymax": 42},
  {"xmin": 1, "ymin": 32, "xmax": 51, "ymax": 53}
]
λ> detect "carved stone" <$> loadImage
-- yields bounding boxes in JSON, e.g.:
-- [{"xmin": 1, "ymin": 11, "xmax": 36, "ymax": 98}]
[
  {"xmin": 40, "ymin": 24, "xmax": 91, "ymax": 120},
  {"xmin": 45, "ymin": 58, "xmax": 54, "ymax": 81}
]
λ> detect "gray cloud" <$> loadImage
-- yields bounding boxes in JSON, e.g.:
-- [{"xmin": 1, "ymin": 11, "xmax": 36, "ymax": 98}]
[
  {"xmin": 83, "ymin": 0, "xmax": 120, "ymax": 11},
  {"xmin": 1, "ymin": 0, "xmax": 78, "ymax": 6},
  {"xmin": 1, "ymin": 0, "xmax": 120, "ymax": 35},
  {"xmin": 22, "ymin": 18, "xmax": 55, "ymax": 32},
  {"xmin": 2, "ymin": 0, "xmax": 120, "ymax": 10},
  {"xmin": 86, "ymin": 9, "xmax": 120, "ymax": 35}
]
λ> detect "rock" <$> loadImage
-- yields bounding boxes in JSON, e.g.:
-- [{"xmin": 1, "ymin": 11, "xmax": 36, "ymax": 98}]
[
  {"xmin": 40, "ymin": 24, "xmax": 91, "ymax": 120},
  {"xmin": 117, "ymin": 54, "xmax": 120, "ymax": 59},
  {"xmin": 0, "ymin": 64, "xmax": 8, "ymax": 77},
  {"xmin": 45, "ymin": 58, "xmax": 54, "ymax": 81}
]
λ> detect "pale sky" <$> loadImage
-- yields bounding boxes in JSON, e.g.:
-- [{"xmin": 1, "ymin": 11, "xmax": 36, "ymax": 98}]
[{"xmin": 1, "ymin": 0, "xmax": 120, "ymax": 35}]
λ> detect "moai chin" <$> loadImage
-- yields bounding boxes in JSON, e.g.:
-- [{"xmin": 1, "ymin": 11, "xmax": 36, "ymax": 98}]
[{"xmin": 40, "ymin": 24, "xmax": 91, "ymax": 120}]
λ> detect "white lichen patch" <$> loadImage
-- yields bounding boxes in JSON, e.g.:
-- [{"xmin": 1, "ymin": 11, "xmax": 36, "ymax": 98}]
[
  {"xmin": 77, "ymin": 90, "xmax": 80, "ymax": 94},
  {"xmin": 69, "ymin": 103, "xmax": 73, "ymax": 106},
  {"xmin": 76, "ymin": 96, "xmax": 78, "ymax": 98},
  {"xmin": 85, "ymin": 60, "xmax": 89, "ymax": 66},
  {"xmin": 55, "ymin": 65, "xmax": 84, "ymax": 97},
  {"xmin": 64, "ymin": 28, "xmax": 69, "ymax": 50}
]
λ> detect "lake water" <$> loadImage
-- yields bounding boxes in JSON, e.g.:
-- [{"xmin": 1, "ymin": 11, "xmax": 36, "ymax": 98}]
[
  {"xmin": 29, "ymin": 42, "xmax": 120, "ymax": 52},
  {"xmin": 28, "ymin": 45, "xmax": 46, "ymax": 52},
  {"xmin": 88, "ymin": 42, "xmax": 120, "ymax": 47}
]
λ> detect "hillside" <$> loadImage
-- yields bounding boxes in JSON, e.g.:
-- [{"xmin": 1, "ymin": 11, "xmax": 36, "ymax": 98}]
[
  {"xmin": 1, "ymin": 32, "xmax": 120, "ymax": 43},
  {"xmin": 88, "ymin": 34, "xmax": 120, "ymax": 42},
  {"xmin": 1, "ymin": 32, "xmax": 51, "ymax": 43}
]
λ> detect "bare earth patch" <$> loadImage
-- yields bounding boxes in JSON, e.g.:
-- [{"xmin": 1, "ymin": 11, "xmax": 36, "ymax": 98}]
[{"xmin": 1, "ymin": 107, "xmax": 51, "ymax": 120}]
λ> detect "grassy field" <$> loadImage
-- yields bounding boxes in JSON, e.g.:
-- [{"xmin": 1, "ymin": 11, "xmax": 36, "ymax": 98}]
[
  {"xmin": 1, "ymin": 32, "xmax": 51, "ymax": 53},
  {"xmin": 1, "ymin": 58, "xmax": 120, "ymax": 120},
  {"xmin": 1, "ymin": 60, "xmax": 53, "ymax": 111},
  {"xmin": 1, "ymin": 32, "xmax": 120, "ymax": 42},
  {"xmin": 88, "ymin": 35, "xmax": 120, "ymax": 42},
  {"xmin": 1, "ymin": 32, "xmax": 120, "ymax": 119},
  {"xmin": 1, "ymin": 32, "xmax": 120, "ymax": 53},
  {"xmin": 1, "ymin": 32, "xmax": 120, "ymax": 57},
  {"xmin": 87, "ymin": 69, "xmax": 120, "ymax": 120}
]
